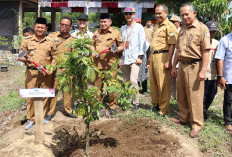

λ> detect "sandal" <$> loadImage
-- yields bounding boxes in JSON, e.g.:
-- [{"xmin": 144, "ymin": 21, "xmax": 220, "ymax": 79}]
[{"xmin": 225, "ymin": 125, "xmax": 232, "ymax": 134}]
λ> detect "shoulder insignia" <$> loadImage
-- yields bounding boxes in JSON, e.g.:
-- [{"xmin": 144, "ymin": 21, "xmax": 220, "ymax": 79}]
[
  {"xmin": 23, "ymin": 35, "xmax": 32, "ymax": 40},
  {"xmin": 170, "ymin": 32, "xmax": 175, "ymax": 37},
  {"xmin": 46, "ymin": 36, "xmax": 53, "ymax": 41}
]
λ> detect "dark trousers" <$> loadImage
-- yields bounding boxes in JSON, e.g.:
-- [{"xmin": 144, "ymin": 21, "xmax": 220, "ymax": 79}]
[
  {"xmin": 224, "ymin": 84, "xmax": 232, "ymax": 125},
  {"xmin": 139, "ymin": 80, "xmax": 147, "ymax": 93},
  {"xmin": 203, "ymin": 79, "xmax": 217, "ymax": 120}
]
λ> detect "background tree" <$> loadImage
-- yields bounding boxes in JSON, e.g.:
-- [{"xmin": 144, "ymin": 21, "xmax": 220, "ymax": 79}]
[{"xmin": 192, "ymin": 0, "xmax": 231, "ymax": 38}]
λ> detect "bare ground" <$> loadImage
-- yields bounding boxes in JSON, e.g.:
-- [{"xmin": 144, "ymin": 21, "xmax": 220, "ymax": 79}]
[
  {"xmin": 0, "ymin": 65, "xmax": 223, "ymax": 157},
  {"xmin": 0, "ymin": 108, "xmax": 202, "ymax": 157}
]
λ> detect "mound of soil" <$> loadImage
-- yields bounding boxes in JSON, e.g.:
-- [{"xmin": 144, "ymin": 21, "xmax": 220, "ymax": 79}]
[
  {"xmin": 0, "ymin": 109, "xmax": 201, "ymax": 157},
  {"xmin": 49, "ymin": 118, "xmax": 182, "ymax": 157}
]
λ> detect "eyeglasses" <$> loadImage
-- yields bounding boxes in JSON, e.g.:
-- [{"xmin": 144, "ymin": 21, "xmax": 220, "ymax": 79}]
[
  {"xmin": 124, "ymin": 12, "xmax": 133, "ymax": 16},
  {"xmin": 60, "ymin": 23, "xmax": 70, "ymax": 27}
]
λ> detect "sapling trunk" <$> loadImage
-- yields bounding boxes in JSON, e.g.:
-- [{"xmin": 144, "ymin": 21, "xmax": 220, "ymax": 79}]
[{"xmin": 85, "ymin": 121, "xmax": 90, "ymax": 156}]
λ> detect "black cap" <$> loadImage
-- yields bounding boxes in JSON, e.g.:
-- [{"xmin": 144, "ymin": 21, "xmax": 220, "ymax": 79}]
[
  {"xmin": 78, "ymin": 14, "xmax": 88, "ymax": 21},
  {"xmin": 100, "ymin": 13, "xmax": 111, "ymax": 20},
  {"xmin": 205, "ymin": 21, "xmax": 218, "ymax": 32},
  {"xmin": 35, "ymin": 17, "xmax": 47, "ymax": 25}
]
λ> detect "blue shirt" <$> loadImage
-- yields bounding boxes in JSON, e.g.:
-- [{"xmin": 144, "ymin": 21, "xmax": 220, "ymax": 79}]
[
  {"xmin": 215, "ymin": 32, "xmax": 232, "ymax": 84},
  {"xmin": 120, "ymin": 22, "xmax": 146, "ymax": 65}
]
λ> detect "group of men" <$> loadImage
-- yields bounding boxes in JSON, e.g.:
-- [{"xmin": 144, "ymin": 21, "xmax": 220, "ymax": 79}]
[{"xmin": 19, "ymin": 2, "xmax": 232, "ymax": 137}]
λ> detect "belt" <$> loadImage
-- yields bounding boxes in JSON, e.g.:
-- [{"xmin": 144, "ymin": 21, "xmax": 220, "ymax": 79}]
[
  {"xmin": 180, "ymin": 59, "xmax": 202, "ymax": 64},
  {"xmin": 27, "ymin": 66, "xmax": 38, "ymax": 70},
  {"xmin": 153, "ymin": 50, "xmax": 169, "ymax": 54}
]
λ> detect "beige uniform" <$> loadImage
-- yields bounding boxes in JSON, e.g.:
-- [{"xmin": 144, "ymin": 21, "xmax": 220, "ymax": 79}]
[
  {"xmin": 93, "ymin": 27, "xmax": 124, "ymax": 109},
  {"xmin": 47, "ymin": 32, "xmax": 74, "ymax": 115},
  {"xmin": 176, "ymin": 20, "xmax": 211, "ymax": 129},
  {"xmin": 144, "ymin": 26, "xmax": 153, "ymax": 44},
  {"xmin": 149, "ymin": 18, "xmax": 178, "ymax": 115},
  {"xmin": 20, "ymin": 35, "xmax": 56, "ymax": 122}
]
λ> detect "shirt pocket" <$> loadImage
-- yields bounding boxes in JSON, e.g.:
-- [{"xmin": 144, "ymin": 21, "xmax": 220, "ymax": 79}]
[
  {"xmin": 106, "ymin": 37, "xmax": 114, "ymax": 47},
  {"xmin": 28, "ymin": 45, "xmax": 36, "ymax": 56},
  {"xmin": 190, "ymin": 33, "xmax": 200, "ymax": 46},
  {"xmin": 158, "ymin": 31, "xmax": 166, "ymax": 43}
]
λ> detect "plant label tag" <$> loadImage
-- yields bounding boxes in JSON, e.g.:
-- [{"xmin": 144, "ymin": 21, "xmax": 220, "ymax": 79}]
[{"xmin": 20, "ymin": 88, "xmax": 55, "ymax": 98}]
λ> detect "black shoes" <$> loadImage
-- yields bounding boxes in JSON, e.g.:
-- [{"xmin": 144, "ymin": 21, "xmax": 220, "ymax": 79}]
[{"xmin": 152, "ymin": 104, "xmax": 160, "ymax": 112}]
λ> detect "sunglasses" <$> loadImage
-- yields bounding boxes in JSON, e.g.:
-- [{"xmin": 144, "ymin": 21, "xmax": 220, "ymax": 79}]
[{"xmin": 124, "ymin": 12, "xmax": 133, "ymax": 16}]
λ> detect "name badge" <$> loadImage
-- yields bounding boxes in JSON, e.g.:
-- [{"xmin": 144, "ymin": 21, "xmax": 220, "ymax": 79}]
[{"xmin": 125, "ymin": 41, "xmax": 130, "ymax": 49}]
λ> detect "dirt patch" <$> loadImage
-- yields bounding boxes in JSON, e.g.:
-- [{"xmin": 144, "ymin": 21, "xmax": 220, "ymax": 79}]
[
  {"xmin": 0, "ymin": 114, "xmax": 201, "ymax": 157},
  {"xmin": 49, "ymin": 118, "xmax": 192, "ymax": 157}
]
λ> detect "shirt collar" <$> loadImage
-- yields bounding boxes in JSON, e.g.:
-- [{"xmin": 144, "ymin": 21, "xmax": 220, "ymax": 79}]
[
  {"xmin": 99, "ymin": 26, "xmax": 113, "ymax": 34},
  {"xmin": 185, "ymin": 19, "xmax": 199, "ymax": 28},
  {"xmin": 31, "ymin": 35, "xmax": 46, "ymax": 42},
  {"xmin": 159, "ymin": 18, "xmax": 169, "ymax": 26},
  {"xmin": 57, "ymin": 32, "xmax": 70, "ymax": 39}
]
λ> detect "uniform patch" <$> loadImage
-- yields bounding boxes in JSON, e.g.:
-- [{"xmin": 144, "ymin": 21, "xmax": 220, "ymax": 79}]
[
  {"xmin": 55, "ymin": 38, "xmax": 59, "ymax": 42},
  {"xmin": 206, "ymin": 32, "xmax": 210, "ymax": 38},
  {"xmin": 30, "ymin": 50, "xmax": 35, "ymax": 55},
  {"xmin": 170, "ymin": 32, "xmax": 175, "ymax": 37}
]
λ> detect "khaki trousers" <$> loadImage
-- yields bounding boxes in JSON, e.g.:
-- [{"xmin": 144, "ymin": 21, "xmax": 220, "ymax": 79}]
[
  {"xmin": 47, "ymin": 72, "xmax": 72, "ymax": 115},
  {"xmin": 177, "ymin": 62, "xmax": 204, "ymax": 129},
  {"xmin": 149, "ymin": 53, "xmax": 171, "ymax": 115},
  {"xmin": 94, "ymin": 69, "xmax": 118, "ymax": 109},
  {"xmin": 171, "ymin": 75, "xmax": 177, "ymax": 100},
  {"xmin": 25, "ymin": 69, "xmax": 51, "ymax": 122},
  {"xmin": 121, "ymin": 63, "xmax": 140, "ymax": 104}
]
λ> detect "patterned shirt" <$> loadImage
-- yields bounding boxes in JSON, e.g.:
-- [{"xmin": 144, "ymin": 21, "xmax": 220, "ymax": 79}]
[
  {"xmin": 70, "ymin": 29, "xmax": 93, "ymax": 39},
  {"xmin": 206, "ymin": 39, "xmax": 218, "ymax": 80}
]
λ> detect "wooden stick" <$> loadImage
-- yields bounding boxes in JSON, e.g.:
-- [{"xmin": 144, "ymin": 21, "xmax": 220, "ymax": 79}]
[{"xmin": 34, "ymin": 98, "xmax": 45, "ymax": 144}]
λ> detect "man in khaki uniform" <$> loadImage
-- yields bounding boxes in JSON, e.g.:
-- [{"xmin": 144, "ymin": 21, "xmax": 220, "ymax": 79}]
[
  {"xmin": 93, "ymin": 13, "xmax": 124, "ymax": 114},
  {"xmin": 171, "ymin": 3, "xmax": 210, "ymax": 138},
  {"xmin": 149, "ymin": 4, "xmax": 178, "ymax": 115},
  {"xmin": 144, "ymin": 18, "xmax": 153, "ymax": 44},
  {"xmin": 18, "ymin": 18, "xmax": 56, "ymax": 130},
  {"xmin": 45, "ymin": 17, "xmax": 75, "ymax": 123},
  {"xmin": 170, "ymin": 15, "xmax": 182, "ymax": 100}
]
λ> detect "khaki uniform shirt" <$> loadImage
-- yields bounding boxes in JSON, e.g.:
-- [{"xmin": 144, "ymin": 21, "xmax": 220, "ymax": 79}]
[
  {"xmin": 93, "ymin": 27, "xmax": 124, "ymax": 70},
  {"xmin": 144, "ymin": 26, "xmax": 153, "ymax": 44},
  {"xmin": 206, "ymin": 39, "xmax": 219, "ymax": 80},
  {"xmin": 176, "ymin": 20, "xmax": 211, "ymax": 61},
  {"xmin": 151, "ymin": 18, "xmax": 178, "ymax": 52},
  {"xmin": 48, "ymin": 32, "xmax": 74, "ymax": 60},
  {"xmin": 20, "ymin": 35, "xmax": 56, "ymax": 68}
]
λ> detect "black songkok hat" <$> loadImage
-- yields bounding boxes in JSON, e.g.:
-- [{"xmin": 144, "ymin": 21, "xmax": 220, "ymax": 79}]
[
  {"xmin": 100, "ymin": 13, "xmax": 111, "ymax": 19},
  {"xmin": 35, "ymin": 17, "xmax": 47, "ymax": 25}
]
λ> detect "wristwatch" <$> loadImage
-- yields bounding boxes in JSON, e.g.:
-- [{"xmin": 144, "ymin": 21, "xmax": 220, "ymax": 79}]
[
  {"xmin": 138, "ymin": 55, "xmax": 144, "ymax": 60},
  {"xmin": 217, "ymin": 76, "xmax": 223, "ymax": 79}
]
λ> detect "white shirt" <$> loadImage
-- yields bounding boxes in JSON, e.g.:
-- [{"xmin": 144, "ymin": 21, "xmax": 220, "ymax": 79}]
[{"xmin": 120, "ymin": 22, "xmax": 146, "ymax": 65}]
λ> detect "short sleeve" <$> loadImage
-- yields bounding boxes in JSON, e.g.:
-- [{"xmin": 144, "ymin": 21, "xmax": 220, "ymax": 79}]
[
  {"xmin": 167, "ymin": 24, "xmax": 178, "ymax": 45},
  {"xmin": 92, "ymin": 30, "xmax": 98, "ymax": 48},
  {"xmin": 215, "ymin": 38, "xmax": 226, "ymax": 60},
  {"xmin": 200, "ymin": 25, "xmax": 211, "ymax": 51},
  {"xmin": 115, "ymin": 30, "xmax": 124, "ymax": 47},
  {"xmin": 19, "ymin": 39, "xmax": 28, "ymax": 52}
]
